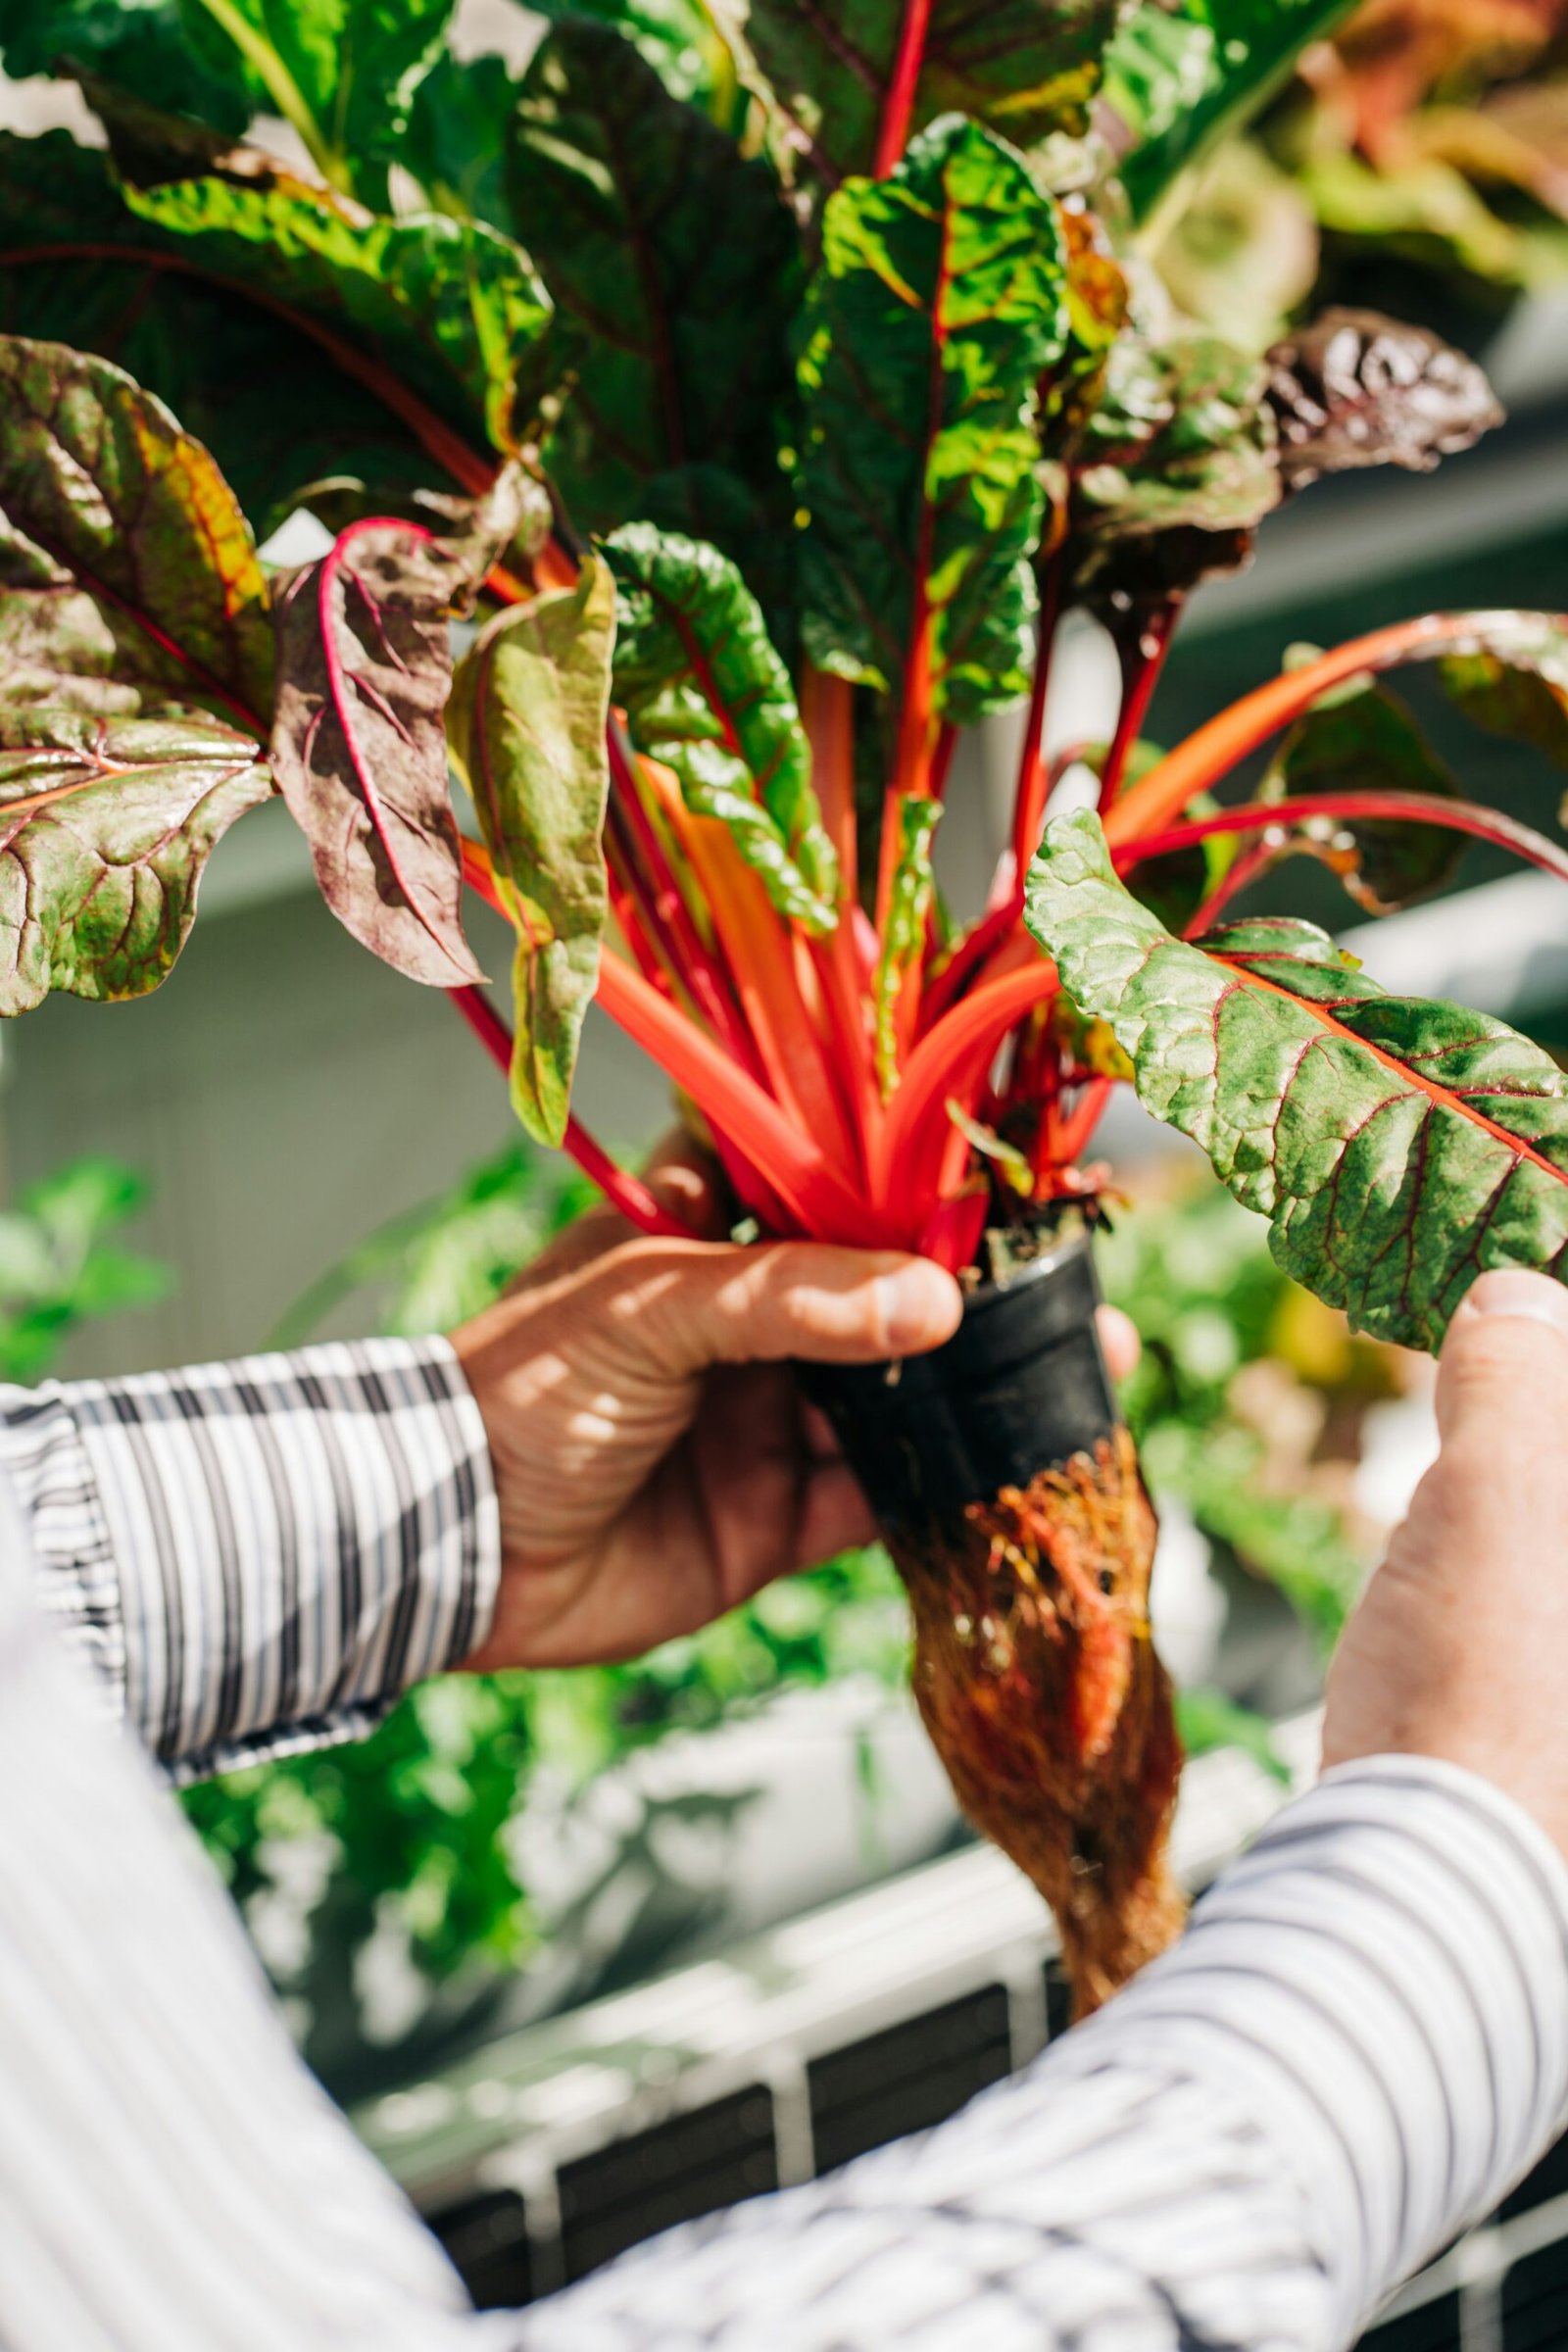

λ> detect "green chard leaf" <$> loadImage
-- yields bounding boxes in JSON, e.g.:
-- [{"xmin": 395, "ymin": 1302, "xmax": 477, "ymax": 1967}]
[
  {"xmin": 529, "ymin": 0, "xmax": 745, "ymax": 124},
  {"xmin": 604, "ymin": 524, "xmax": 838, "ymax": 930},
  {"xmin": 174, "ymin": 0, "xmax": 456, "ymax": 202},
  {"xmin": 270, "ymin": 490, "xmax": 528, "ymax": 989},
  {"xmin": 739, "ymin": 0, "xmax": 1121, "ymax": 197},
  {"xmin": 1101, "ymin": 0, "xmax": 1360, "ymax": 225},
  {"xmin": 1026, "ymin": 808, "xmax": 1568, "ymax": 1351},
  {"xmin": 0, "ymin": 711, "xmax": 270, "ymax": 1012},
  {"xmin": 448, "ymin": 564, "xmax": 616, "ymax": 1147},
  {"xmin": 1264, "ymin": 675, "xmax": 1464, "ymax": 915},
  {"xmin": 872, "ymin": 794, "xmax": 941, "ymax": 1093},
  {"xmin": 506, "ymin": 19, "xmax": 799, "ymax": 574},
  {"xmin": 0, "ymin": 0, "xmax": 252, "ymax": 130},
  {"xmin": 797, "ymin": 115, "xmax": 1068, "ymax": 725},
  {"xmin": 0, "ymin": 133, "xmax": 443, "ymax": 542},
  {"xmin": 0, "ymin": 333, "xmax": 273, "ymax": 724},
  {"xmin": 403, "ymin": 51, "xmax": 517, "ymax": 227},
  {"xmin": 120, "ymin": 159, "xmax": 551, "ymax": 459}
]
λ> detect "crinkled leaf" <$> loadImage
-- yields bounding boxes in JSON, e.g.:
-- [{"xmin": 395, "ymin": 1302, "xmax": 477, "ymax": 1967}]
[
  {"xmin": 447, "ymin": 564, "xmax": 615, "ymax": 1146},
  {"xmin": 1026, "ymin": 808, "xmax": 1568, "ymax": 1350},
  {"xmin": 0, "ymin": 132, "xmax": 442, "ymax": 542},
  {"xmin": 173, "ymin": 0, "xmax": 455, "ymax": 201},
  {"xmin": 506, "ymin": 18, "xmax": 799, "ymax": 572},
  {"xmin": 1265, "ymin": 676, "xmax": 1464, "ymax": 914},
  {"xmin": 798, "ymin": 116, "xmax": 1068, "ymax": 724},
  {"xmin": 739, "ymin": 0, "xmax": 1120, "ymax": 196},
  {"xmin": 605, "ymin": 525, "xmax": 838, "ymax": 931},
  {"xmin": 110, "ymin": 142, "xmax": 550, "ymax": 457},
  {"xmin": 0, "ymin": 710, "xmax": 270, "ymax": 1011},
  {"xmin": 0, "ymin": 333, "xmax": 273, "ymax": 724},
  {"xmin": 0, "ymin": 0, "xmax": 252, "ymax": 129},
  {"xmin": 872, "ymin": 794, "xmax": 940, "ymax": 1093},
  {"xmin": 1266, "ymin": 309, "xmax": 1501, "ymax": 492},
  {"xmin": 1101, "ymin": 0, "xmax": 1359, "ymax": 223},
  {"xmin": 270, "ymin": 514, "xmax": 504, "ymax": 989},
  {"xmin": 1435, "ymin": 612, "xmax": 1568, "ymax": 780}
]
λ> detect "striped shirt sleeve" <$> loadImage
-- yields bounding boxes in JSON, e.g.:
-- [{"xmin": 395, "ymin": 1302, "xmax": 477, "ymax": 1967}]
[
  {"xmin": 513, "ymin": 1759, "xmax": 1568, "ymax": 2352},
  {"xmin": 0, "ymin": 1338, "xmax": 500, "ymax": 1782}
]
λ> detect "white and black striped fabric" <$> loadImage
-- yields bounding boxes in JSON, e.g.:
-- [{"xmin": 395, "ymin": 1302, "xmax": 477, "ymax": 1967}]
[
  {"xmin": 1, "ymin": 1342, "xmax": 1566, "ymax": 2352},
  {"xmin": 3, "ymin": 1338, "xmax": 498, "ymax": 1781}
]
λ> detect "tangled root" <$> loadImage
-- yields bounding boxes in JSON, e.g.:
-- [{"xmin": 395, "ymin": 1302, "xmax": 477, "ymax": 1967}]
[{"xmin": 893, "ymin": 1427, "xmax": 1185, "ymax": 2018}]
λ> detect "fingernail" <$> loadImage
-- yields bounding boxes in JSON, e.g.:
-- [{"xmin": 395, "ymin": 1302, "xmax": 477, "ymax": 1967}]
[
  {"xmin": 1456, "ymin": 1269, "xmax": 1568, "ymax": 1338},
  {"xmin": 875, "ymin": 1263, "xmax": 961, "ymax": 1354}
]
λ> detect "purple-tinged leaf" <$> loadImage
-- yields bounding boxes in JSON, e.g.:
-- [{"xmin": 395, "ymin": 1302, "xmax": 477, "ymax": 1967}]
[
  {"xmin": 1266, "ymin": 309, "xmax": 1501, "ymax": 491},
  {"xmin": 271, "ymin": 516, "xmax": 490, "ymax": 989},
  {"xmin": 0, "ymin": 335, "xmax": 273, "ymax": 726},
  {"xmin": 447, "ymin": 563, "xmax": 615, "ymax": 1146},
  {"xmin": 0, "ymin": 710, "xmax": 271, "ymax": 1012},
  {"xmin": 1027, "ymin": 808, "xmax": 1568, "ymax": 1351}
]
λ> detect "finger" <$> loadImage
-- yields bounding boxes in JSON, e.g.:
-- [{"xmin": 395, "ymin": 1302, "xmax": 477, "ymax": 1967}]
[
  {"xmin": 1437, "ymin": 1268, "xmax": 1568, "ymax": 1446},
  {"xmin": 1096, "ymin": 1302, "xmax": 1140, "ymax": 1384},
  {"xmin": 609, "ymin": 1240, "xmax": 963, "ymax": 1378}
]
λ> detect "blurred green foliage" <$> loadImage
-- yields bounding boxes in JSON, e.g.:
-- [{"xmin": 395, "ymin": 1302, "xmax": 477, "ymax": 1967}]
[{"xmin": 0, "ymin": 1157, "xmax": 170, "ymax": 1382}]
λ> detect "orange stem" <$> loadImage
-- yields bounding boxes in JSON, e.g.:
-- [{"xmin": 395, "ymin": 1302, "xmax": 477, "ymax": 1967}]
[{"xmin": 1104, "ymin": 613, "xmax": 1479, "ymax": 852}]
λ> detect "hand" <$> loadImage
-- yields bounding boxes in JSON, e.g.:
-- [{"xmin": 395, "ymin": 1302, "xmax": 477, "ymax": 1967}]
[
  {"xmin": 1323, "ymin": 1267, "xmax": 1568, "ymax": 1856},
  {"xmin": 451, "ymin": 1143, "xmax": 1139, "ymax": 1673}
]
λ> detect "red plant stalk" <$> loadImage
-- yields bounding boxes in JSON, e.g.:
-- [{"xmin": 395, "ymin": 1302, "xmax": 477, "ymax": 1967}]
[
  {"xmin": 1117, "ymin": 789, "xmax": 1568, "ymax": 890},
  {"xmin": 1009, "ymin": 560, "xmax": 1066, "ymax": 884},
  {"xmin": 873, "ymin": 0, "xmax": 935, "ymax": 175},
  {"xmin": 446, "ymin": 985, "xmax": 695, "ymax": 1240},
  {"xmin": 1103, "ymin": 612, "xmax": 1482, "ymax": 850},
  {"xmin": 1097, "ymin": 604, "xmax": 1179, "ymax": 816}
]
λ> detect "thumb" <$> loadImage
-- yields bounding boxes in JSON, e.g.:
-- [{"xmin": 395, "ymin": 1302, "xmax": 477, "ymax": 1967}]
[
  {"xmin": 1437, "ymin": 1267, "xmax": 1568, "ymax": 1450},
  {"xmin": 610, "ymin": 1240, "xmax": 963, "ymax": 1380}
]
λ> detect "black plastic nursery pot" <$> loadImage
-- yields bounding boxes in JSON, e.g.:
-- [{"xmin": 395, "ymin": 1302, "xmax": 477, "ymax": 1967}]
[
  {"xmin": 799, "ymin": 1221, "xmax": 1185, "ymax": 2017},
  {"xmin": 797, "ymin": 1226, "xmax": 1120, "ymax": 1542}
]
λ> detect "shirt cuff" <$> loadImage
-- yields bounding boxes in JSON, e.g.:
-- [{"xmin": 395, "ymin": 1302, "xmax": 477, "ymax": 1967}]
[
  {"xmin": 0, "ymin": 1337, "xmax": 501, "ymax": 1783},
  {"xmin": 1045, "ymin": 1753, "xmax": 1568, "ymax": 2341}
]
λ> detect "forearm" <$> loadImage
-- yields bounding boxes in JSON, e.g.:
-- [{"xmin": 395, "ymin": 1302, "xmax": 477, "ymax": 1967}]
[
  {"xmin": 514, "ymin": 1759, "xmax": 1568, "ymax": 2352},
  {"xmin": 0, "ymin": 1338, "xmax": 500, "ymax": 1779}
]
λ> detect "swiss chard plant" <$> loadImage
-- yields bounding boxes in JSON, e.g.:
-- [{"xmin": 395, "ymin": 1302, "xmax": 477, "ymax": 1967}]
[{"xmin": 5, "ymin": 0, "xmax": 1568, "ymax": 2006}]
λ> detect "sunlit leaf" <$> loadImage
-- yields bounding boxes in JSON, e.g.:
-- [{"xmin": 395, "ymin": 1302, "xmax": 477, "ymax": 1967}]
[
  {"xmin": 798, "ymin": 115, "xmax": 1068, "ymax": 724},
  {"xmin": 270, "ymin": 507, "xmax": 516, "ymax": 989},
  {"xmin": 0, "ymin": 333, "xmax": 273, "ymax": 725},
  {"xmin": 1101, "ymin": 0, "xmax": 1359, "ymax": 223},
  {"xmin": 0, "ymin": 710, "xmax": 271, "ymax": 1011},
  {"xmin": 0, "ymin": 0, "xmax": 252, "ymax": 131},
  {"xmin": 605, "ymin": 525, "xmax": 837, "ymax": 931},
  {"xmin": 0, "ymin": 132, "xmax": 442, "ymax": 542},
  {"xmin": 402, "ymin": 51, "xmax": 516, "ymax": 227},
  {"xmin": 447, "ymin": 564, "xmax": 616, "ymax": 1147},
  {"xmin": 739, "ymin": 0, "xmax": 1120, "ymax": 197},
  {"xmin": 174, "ymin": 0, "xmax": 455, "ymax": 201},
  {"xmin": 1027, "ymin": 808, "xmax": 1568, "ymax": 1350},
  {"xmin": 123, "ymin": 163, "xmax": 551, "ymax": 460},
  {"xmin": 530, "ymin": 0, "xmax": 744, "ymax": 123},
  {"xmin": 1266, "ymin": 309, "xmax": 1501, "ymax": 491},
  {"xmin": 506, "ymin": 17, "xmax": 799, "ymax": 578}
]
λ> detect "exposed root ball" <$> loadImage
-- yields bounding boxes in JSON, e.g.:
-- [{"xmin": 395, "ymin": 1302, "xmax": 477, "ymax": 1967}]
[{"xmin": 893, "ymin": 1427, "xmax": 1185, "ymax": 2017}]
